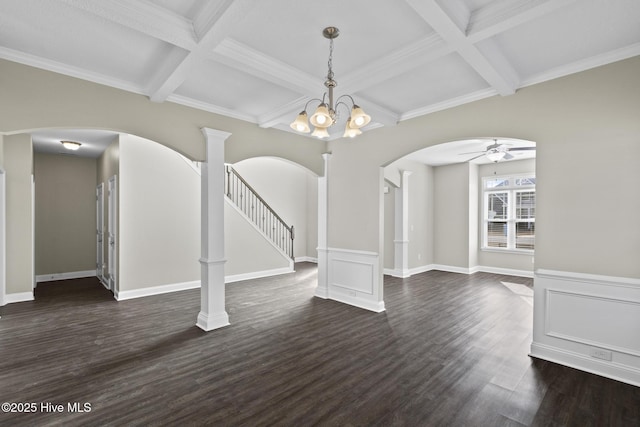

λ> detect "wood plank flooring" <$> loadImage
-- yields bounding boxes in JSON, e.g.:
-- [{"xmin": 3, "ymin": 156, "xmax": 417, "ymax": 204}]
[{"xmin": 1, "ymin": 263, "xmax": 639, "ymax": 426}]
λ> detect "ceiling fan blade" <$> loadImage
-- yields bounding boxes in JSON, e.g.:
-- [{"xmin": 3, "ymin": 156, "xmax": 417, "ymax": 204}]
[
  {"xmin": 508, "ymin": 146, "xmax": 536, "ymax": 151},
  {"xmin": 459, "ymin": 150, "xmax": 486, "ymax": 155},
  {"xmin": 464, "ymin": 153, "xmax": 486, "ymax": 162},
  {"xmin": 503, "ymin": 152, "xmax": 514, "ymax": 160}
]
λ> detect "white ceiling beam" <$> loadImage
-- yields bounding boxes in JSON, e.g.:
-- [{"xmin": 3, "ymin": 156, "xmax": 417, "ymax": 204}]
[
  {"xmin": 211, "ymin": 39, "xmax": 319, "ymax": 94},
  {"xmin": 405, "ymin": 0, "xmax": 518, "ymax": 96},
  {"xmin": 148, "ymin": 0, "xmax": 252, "ymax": 102},
  {"xmin": 59, "ymin": 0, "xmax": 197, "ymax": 50},
  {"xmin": 467, "ymin": 0, "xmax": 580, "ymax": 42}
]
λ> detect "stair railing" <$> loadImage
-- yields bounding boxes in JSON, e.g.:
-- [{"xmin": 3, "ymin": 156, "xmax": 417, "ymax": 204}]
[{"xmin": 225, "ymin": 165, "xmax": 295, "ymax": 260}]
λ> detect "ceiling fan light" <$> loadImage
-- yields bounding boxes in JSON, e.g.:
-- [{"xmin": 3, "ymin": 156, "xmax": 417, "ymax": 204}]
[
  {"xmin": 310, "ymin": 104, "xmax": 332, "ymax": 128},
  {"xmin": 343, "ymin": 119, "xmax": 362, "ymax": 138},
  {"xmin": 311, "ymin": 126, "xmax": 330, "ymax": 139},
  {"xmin": 290, "ymin": 111, "xmax": 310, "ymax": 133},
  {"xmin": 349, "ymin": 105, "xmax": 371, "ymax": 129},
  {"xmin": 486, "ymin": 151, "xmax": 505, "ymax": 162},
  {"xmin": 61, "ymin": 140, "xmax": 81, "ymax": 150}
]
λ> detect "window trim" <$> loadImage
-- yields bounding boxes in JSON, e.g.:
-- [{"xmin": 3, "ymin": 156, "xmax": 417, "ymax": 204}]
[{"xmin": 482, "ymin": 174, "xmax": 535, "ymax": 253}]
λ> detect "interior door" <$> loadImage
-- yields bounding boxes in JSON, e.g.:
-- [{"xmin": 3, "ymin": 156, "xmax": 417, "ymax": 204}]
[
  {"xmin": 96, "ymin": 183, "xmax": 105, "ymax": 284},
  {"xmin": 107, "ymin": 176, "xmax": 117, "ymax": 293}
]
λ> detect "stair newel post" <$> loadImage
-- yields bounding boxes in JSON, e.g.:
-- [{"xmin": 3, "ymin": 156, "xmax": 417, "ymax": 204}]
[
  {"xmin": 290, "ymin": 225, "xmax": 295, "ymax": 260},
  {"xmin": 226, "ymin": 165, "xmax": 231, "ymax": 197}
]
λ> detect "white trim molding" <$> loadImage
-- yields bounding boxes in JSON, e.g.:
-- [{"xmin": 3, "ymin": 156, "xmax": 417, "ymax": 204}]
[
  {"xmin": 530, "ymin": 269, "xmax": 640, "ymax": 387},
  {"xmin": 327, "ymin": 248, "xmax": 385, "ymax": 313},
  {"xmin": 4, "ymin": 292, "xmax": 34, "ymax": 304},
  {"xmin": 115, "ymin": 280, "xmax": 200, "ymax": 301},
  {"xmin": 225, "ymin": 267, "xmax": 294, "ymax": 284},
  {"xmin": 36, "ymin": 270, "xmax": 97, "ymax": 283},
  {"xmin": 385, "ymin": 264, "xmax": 532, "ymax": 279}
]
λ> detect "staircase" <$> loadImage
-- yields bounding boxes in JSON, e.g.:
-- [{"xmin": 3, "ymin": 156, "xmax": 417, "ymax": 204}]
[{"xmin": 225, "ymin": 165, "xmax": 295, "ymax": 260}]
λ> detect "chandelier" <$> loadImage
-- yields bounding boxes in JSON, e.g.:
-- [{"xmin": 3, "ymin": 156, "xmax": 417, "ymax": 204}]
[{"xmin": 290, "ymin": 27, "xmax": 371, "ymax": 139}]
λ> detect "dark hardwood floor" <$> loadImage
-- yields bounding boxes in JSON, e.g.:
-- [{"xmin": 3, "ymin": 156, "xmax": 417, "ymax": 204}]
[{"xmin": 1, "ymin": 263, "xmax": 638, "ymax": 426}]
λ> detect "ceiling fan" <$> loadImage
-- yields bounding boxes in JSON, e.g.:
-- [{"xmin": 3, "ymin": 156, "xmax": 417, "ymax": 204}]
[{"xmin": 460, "ymin": 139, "xmax": 535, "ymax": 163}]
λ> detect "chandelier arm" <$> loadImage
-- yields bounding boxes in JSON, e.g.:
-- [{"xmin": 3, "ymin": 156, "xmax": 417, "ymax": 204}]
[
  {"xmin": 334, "ymin": 100, "xmax": 353, "ymax": 116},
  {"xmin": 335, "ymin": 94, "xmax": 356, "ymax": 107},
  {"xmin": 303, "ymin": 97, "xmax": 324, "ymax": 112}
]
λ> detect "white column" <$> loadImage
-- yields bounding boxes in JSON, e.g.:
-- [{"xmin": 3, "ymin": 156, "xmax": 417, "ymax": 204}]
[
  {"xmin": 394, "ymin": 170, "xmax": 412, "ymax": 278},
  {"xmin": 196, "ymin": 128, "xmax": 231, "ymax": 331},
  {"xmin": 315, "ymin": 153, "xmax": 331, "ymax": 298}
]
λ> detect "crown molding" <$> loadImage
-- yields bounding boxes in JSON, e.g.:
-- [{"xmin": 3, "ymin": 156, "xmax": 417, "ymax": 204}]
[
  {"xmin": 400, "ymin": 88, "xmax": 497, "ymax": 121},
  {"xmin": 521, "ymin": 42, "xmax": 640, "ymax": 88},
  {"xmin": 166, "ymin": 94, "xmax": 257, "ymax": 124},
  {"xmin": 0, "ymin": 46, "xmax": 145, "ymax": 95}
]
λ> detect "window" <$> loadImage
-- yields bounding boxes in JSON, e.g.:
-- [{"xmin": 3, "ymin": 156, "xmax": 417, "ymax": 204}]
[{"xmin": 483, "ymin": 175, "xmax": 535, "ymax": 251}]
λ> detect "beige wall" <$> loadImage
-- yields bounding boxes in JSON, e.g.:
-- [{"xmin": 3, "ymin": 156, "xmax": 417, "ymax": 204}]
[
  {"xmin": 34, "ymin": 153, "xmax": 97, "ymax": 275},
  {"xmin": 0, "ymin": 59, "xmax": 326, "ymax": 176},
  {"xmin": 433, "ymin": 163, "xmax": 473, "ymax": 269},
  {"xmin": 119, "ymin": 134, "xmax": 200, "ymax": 291},
  {"xmin": 4, "ymin": 134, "xmax": 33, "ymax": 294},
  {"xmin": 328, "ymin": 57, "xmax": 640, "ymax": 279}
]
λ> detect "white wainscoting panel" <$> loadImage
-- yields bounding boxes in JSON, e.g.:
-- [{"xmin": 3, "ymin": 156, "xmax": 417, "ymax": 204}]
[
  {"xmin": 531, "ymin": 269, "xmax": 640, "ymax": 387},
  {"xmin": 327, "ymin": 248, "xmax": 384, "ymax": 313}
]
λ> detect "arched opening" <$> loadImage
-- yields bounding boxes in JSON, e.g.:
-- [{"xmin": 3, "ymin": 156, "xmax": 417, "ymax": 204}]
[
  {"xmin": 30, "ymin": 128, "xmax": 206, "ymax": 302},
  {"xmin": 381, "ymin": 137, "xmax": 536, "ymax": 279}
]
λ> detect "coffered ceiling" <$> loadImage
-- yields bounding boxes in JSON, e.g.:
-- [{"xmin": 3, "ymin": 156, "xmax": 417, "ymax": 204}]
[{"xmin": 1, "ymin": 0, "xmax": 639, "ymax": 145}]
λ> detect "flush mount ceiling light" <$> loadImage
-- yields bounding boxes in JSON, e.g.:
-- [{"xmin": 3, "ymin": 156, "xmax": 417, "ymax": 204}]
[
  {"xmin": 61, "ymin": 140, "xmax": 82, "ymax": 151},
  {"xmin": 290, "ymin": 27, "xmax": 371, "ymax": 139}
]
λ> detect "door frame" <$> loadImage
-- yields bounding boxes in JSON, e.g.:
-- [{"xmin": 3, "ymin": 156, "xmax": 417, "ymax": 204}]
[
  {"xmin": 96, "ymin": 182, "xmax": 105, "ymax": 286},
  {"xmin": 0, "ymin": 169, "xmax": 5, "ymax": 307},
  {"xmin": 107, "ymin": 175, "xmax": 117, "ymax": 293}
]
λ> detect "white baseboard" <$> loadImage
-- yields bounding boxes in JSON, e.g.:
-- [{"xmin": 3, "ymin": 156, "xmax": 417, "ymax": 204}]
[
  {"xmin": 4, "ymin": 292, "xmax": 34, "ymax": 304},
  {"xmin": 36, "ymin": 270, "xmax": 96, "ymax": 283},
  {"xmin": 115, "ymin": 280, "xmax": 200, "ymax": 301},
  {"xmin": 477, "ymin": 265, "xmax": 534, "ymax": 278},
  {"xmin": 225, "ymin": 266, "xmax": 294, "ymax": 284},
  {"xmin": 295, "ymin": 256, "xmax": 318, "ymax": 263},
  {"xmin": 113, "ymin": 267, "xmax": 295, "ymax": 301},
  {"xmin": 385, "ymin": 264, "xmax": 532, "ymax": 279},
  {"xmin": 530, "ymin": 342, "xmax": 640, "ymax": 387}
]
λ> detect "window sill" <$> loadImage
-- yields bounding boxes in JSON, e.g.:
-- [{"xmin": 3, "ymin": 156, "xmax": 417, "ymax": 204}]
[{"xmin": 481, "ymin": 247, "xmax": 534, "ymax": 255}]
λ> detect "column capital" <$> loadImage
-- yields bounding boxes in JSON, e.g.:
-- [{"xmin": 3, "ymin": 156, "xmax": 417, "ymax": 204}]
[{"xmin": 201, "ymin": 127, "xmax": 232, "ymax": 143}]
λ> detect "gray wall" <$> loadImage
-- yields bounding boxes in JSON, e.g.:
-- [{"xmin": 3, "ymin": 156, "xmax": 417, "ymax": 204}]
[
  {"xmin": 4, "ymin": 134, "xmax": 33, "ymax": 295},
  {"xmin": 34, "ymin": 153, "xmax": 97, "ymax": 276}
]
